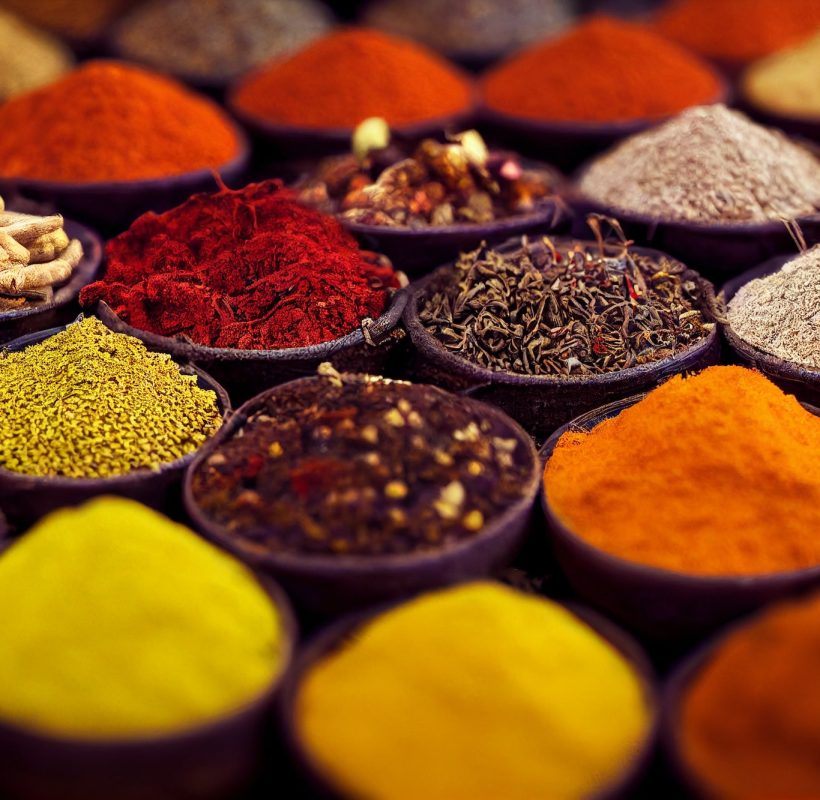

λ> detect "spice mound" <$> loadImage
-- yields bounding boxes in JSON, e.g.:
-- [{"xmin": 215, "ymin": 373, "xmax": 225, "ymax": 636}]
[
  {"xmin": 299, "ymin": 125, "xmax": 558, "ymax": 228},
  {"xmin": 80, "ymin": 181, "xmax": 399, "ymax": 350},
  {"xmin": 743, "ymin": 31, "xmax": 820, "ymax": 120},
  {"xmin": 0, "ymin": 498, "xmax": 283, "ymax": 739},
  {"xmin": 297, "ymin": 582, "xmax": 651, "ymax": 800},
  {"xmin": 114, "ymin": 0, "xmax": 334, "ymax": 83},
  {"xmin": 419, "ymin": 236, "xmax": 712, "ymax": 376},
  {"xmin": 481, "ymin": 16, "xmax": 721, "ymax": 123},
  {"xmin": 681, "ymin": 592, "xmax": 820, "ymax": 799},
  {"xmin": 545, "ymin": 365, "xmax": 820, "ymax": 576},
  {"xmin": 231, "ymin": 28, "xmax": 473, "ymax": 129},
  {"xmin": 0, "ymin": 60, "xmax": 240, "ymax": 183},
  {"xmin": 1, "ymin": 0, "xmax": 134, "ymax": 38},
  {"xmin": 0, "ymin": 197, "xmax": 83, "ymax": 312},
  {"xmin": 579, "ymin": 105, "xmax": 820, "ymax": 224},
  {"xmin": 191, "ymin": 372, "xmax": 534, "ymax": 556},
  {"xmin": 728, "ymin": 246, "xmax": 820, "ymax": 370},
  {"xmin": 0, "ymin": 317, "xmax": 222, "ymax": 478}
]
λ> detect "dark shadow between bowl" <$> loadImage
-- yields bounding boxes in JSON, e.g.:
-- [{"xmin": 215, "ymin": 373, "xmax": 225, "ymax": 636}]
[
  {"xmin": 0, "ymin": 324, "xmax": 232, "ymax": 529},
  {"xmin": 276, "ymin": 595, "xmax": 658, "ymax": 800},
  {"xmin": 403, "ymin": 237, "xmax": 721, "ymax": 445},
  {"xmin": 0, "ymin": 574, "xmax": 296, "ymax": 800},
  {"xmin": 183, "ymin": 377, "xmax": 541, "ymax": 618},
  {"xmin": 721, "ymin": 254, "xmax": 820, "ymax": 406},
  {"xmin": 94, "ymin": 288, "xmax": 409, "ymax": 404},
  {"xmin": 540, "ymin": 394, "xmax": 820, "ymax": 644},
  {"xmin": 0, "ymin": 220, "xmax": 103, "ymax": 345}
]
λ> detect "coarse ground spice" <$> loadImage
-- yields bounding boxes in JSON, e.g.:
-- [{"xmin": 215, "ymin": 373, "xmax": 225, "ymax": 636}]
[
  {"xmin": 297, "ymin": 582, "xmax": 650, "ymax": 800},
  {"xmin": 579, "ymin": 105, "xmax": 820, "ymax": 224},
  {"xmin": 727, "ymin": 246, "xmax": 820, "ymax": 369},
  {"xmin": 231, "ymin": 28, "xmax": 473, "ymax": 129},
  {"xmin": 80, "ymin": 181, "xmax": 399, "ymax": 350},
  {"xmin": 0, "ymin": 498, "xmax": 282, "ymax": 739},
  {"xmin": 481, "ymin": 16, "xmax": 722, "ymax": 123},
  {"xmin": 680, "ymin": 592, "xmax": 820, "ymax": 800},
  {"xmin": 545, "ymin": 366, "xmax": 820, "ymax": 576},
  {"xmin": 0, "ymin": 61, "xmax": 239, "ymax": 183},
  {"xmin": 191, "ymin": 371, "xmax": 534, "ymax": 556},
  {"xmin": 0, "ymin": 317, "xmax": 222, "ymax": 478},
  {"xmin": 653, "ymin": 0, "xmax": 820, "ymax": 63}
]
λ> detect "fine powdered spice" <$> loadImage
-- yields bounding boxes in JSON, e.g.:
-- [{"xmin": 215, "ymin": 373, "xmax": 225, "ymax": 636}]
[
  {"xmin": 0, "ymin": 0, "xmax": 136, "ymax": 38},
  {"xmin": 681, "ymin": 592, "xmax": 820, "ymax": 799},
  {"xmin": 231, "ymin": 28, "xmax": 473, "ymax": 129},
  {"xmin": 481, "ymin": 16, "xmax": 722, "ymax": 123},
  {"xmin": 419, "ymin": 236, "xmax": 713, "ymax": 376},
  {"xmin": 0, "ymin": 61, "xmax": 239, "ymax": 182},
  {"xmin": 0, "ymin": 317, "xmax": 222, "ymax": 478},
  {"xmin": 545, "ymin": 366, "xmax": 820, "ymax": 576},
  {"xmin": 191, "ymin": 371, "xmax": 534, "ymax": 556},
  {"xmin": 579, "ymin": 105, "xmax": 820, "ymax": 224},
  {"xmin": 80, "ymin": 181, "xmax": 399, "ymax": 350},
  {"xmin": 297, "ymin": 583, "xmax": 650, "ymax": 800},
  {"xmin": 727, "ymin": 246, "xmax": 820, "ymax": 369},
  {"xmin": 114, "ymin": 0, "xmax": 334, "ymax": 82}
]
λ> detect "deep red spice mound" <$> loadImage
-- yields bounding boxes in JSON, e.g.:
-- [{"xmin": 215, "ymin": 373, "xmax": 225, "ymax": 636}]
[{"xmin": 80, "ymin": 181, "xmax": 399, "ymax": 350}]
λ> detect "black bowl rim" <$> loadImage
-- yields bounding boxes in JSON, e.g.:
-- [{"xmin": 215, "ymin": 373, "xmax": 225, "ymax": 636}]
[
  {"xmin": 92, "ymin": 284, "xmax": 409, "ymax": 361},
  {"xmin": 0, "ymin": 322, "xmax": 232, "ymax": 490},
  {"xmin": 183, "ymin": 375, "xmax": 541, "ymax": 573},
  {"xmin": 540, "ymin": 392, "xmax": 820, "ymax": 586},
  {"xmin": 404, "ymin": 236, "xmax": 720, "ymax": 387},
  {"xmin": 278, "ymin": 588, "xmax": 659, "ymax": 800},
  {"xmin": 0, "ymin": 569, "xmax": 297, "ymax": 750},
  {"xmin": 0, "ymin": 219, "xmax": 103, "ymax": 323}
]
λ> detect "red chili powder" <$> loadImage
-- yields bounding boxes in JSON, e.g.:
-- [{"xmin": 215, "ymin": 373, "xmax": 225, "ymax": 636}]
[
  {"xmin": 231, "ymin": 27, "xmax": 473, "ymax": 129},
  {"xmin": 80, "ymin": 181, "xmax": 399, "ymax": 350},
  {"xmin": 481, "ymin": 16, "xmax": 722, "ymax": 123}
]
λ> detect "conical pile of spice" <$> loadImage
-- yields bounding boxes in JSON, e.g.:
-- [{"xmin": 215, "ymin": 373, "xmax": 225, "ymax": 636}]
[
  {"xmin": 190, "ymin": 369, "xmax": 535, "ymax": 556},
  {"xmin": 481, "ymin": 16, "xmax": 722, "ymax": 123},
  {"xmin": 680, "ymin": 591, "xmax": 820, "ymax": 799},
  {"xmin": 579, "ymin": 105, "xmax": 820, "ymax": 224},
  {"xmin": 0, "ymin": 61, "xmax": 240, "ymax": 183},
  {"xmin": 727, "ymin": 246, "xmax": 820, "ymax": 369},
  {"xmin": 545, "ymin": 365, "xmax": 820, "ymax": 576},
  {"xmin": 80, "ymin": 180, "xmax": 400, "ymax": 350},
  {"xmin": 0, "ymin": 0, "xmax": 136, "ymax": 38},
  {"xmin": 297, "ymin": 582, "xmax": 651, "ymax": 800},
  {"xmin": 231, "ymin": 28, "xmax": 473, "ymax": 130},
  {"xmin": 0, "ymin": 317, "xmax": 222, "ymax": 479},
  {"xmin": 418, "ymin": 236, "xmax": 713, "ymax": 376}
]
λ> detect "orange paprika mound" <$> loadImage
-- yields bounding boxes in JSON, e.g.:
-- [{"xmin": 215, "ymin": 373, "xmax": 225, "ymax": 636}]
[
  {"xmin": 654, "ymin": 0, "xmax": 820, "ymax": 63},
  {"xmin": 544, "ymin": 366, "xmax": 820, "ymax": 576},
  {"xmin": 681, "ymin": 593, "xmax": 820, "ymax": 799},
  {"xmin": 481, "ymin": 16, "xmax": 722, "ymax": 123},
  {"xmin": 232, "ymin": 27, "xmax": 473, "ymax": 129},
  {"xmin": 0, "ymin": 61, "xmax": 239, "ymax": 182}
]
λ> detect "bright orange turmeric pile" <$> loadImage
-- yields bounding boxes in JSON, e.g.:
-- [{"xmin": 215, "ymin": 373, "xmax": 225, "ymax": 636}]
[{"xmin": 545, "ymin": 366, "xmax": 820, "ymax": 576}]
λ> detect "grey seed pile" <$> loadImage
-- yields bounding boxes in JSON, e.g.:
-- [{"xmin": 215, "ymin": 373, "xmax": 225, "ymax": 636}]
[
  {"xmin": 579, "ymin": 105, "xmax": 820, "ymax": 224},
  {"xmin": 728, "ymin": 246, "xmax": 820, "ymax": 369}
]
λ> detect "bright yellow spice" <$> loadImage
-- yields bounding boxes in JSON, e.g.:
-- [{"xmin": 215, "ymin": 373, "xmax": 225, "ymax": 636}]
[
  {"xmin": 297, "ymin": 582, "xmax": 650, "ymax": 800},
  {"xmin": 0, "ymin": 497, "xmax": 283, "ymax": 739}
]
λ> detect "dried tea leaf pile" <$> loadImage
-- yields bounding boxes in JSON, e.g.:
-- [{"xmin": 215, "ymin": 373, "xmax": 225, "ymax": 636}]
[
  {"xmin": 0, "ymin": 317, "xmax": 222, "ymax": 478},
  {"xmin": 191, "ymin": 371, "xmax": 534, "ymax": 556},
  {"xmin": 419, "ymin": 237, "xmax": 712, "ymax": 376}
]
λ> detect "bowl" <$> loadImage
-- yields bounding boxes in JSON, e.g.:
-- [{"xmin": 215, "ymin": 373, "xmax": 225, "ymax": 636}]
[
  {"xmin": 0, "ymin": 324, "xmax": 232, "ymax": 529},
  {"xmin": 0, "ymin": 123, "xmax": 250, "ymax": 232},
  {"xmin": 93, "ymin": 287, "xmax": 409, "ymax": 404},
  {"xmin": 540, "ymin": 394, "xmax": 820, "ymax": 643},
  {"xmin": 277, "ymin": 595, "xmax": 659, "ymax": 800},
  {"xmin": 183, "ymin": 378, "xmax": 541, "ymax": 618},
  {"xmin": 721, "ymin": 254, "xmax": 820, "ymax": 406},
  {"xmin": 403, "ymin": 237, "xmax": 721, "ymax": 445},
  {"xmin": 0, "ymin": 220, "xmax": 103, "ymax": 345},
  {"xmin": 0, "ymin": 574, "xmax": 296, "ymax": 800}
]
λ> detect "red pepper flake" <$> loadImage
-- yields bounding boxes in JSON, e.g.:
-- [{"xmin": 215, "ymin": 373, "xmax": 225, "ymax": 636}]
[
  {"xmin": 625, "ymin": 274, "xmax": 640, "ymax": 301},
  {"xmin": 592, "ymin": 335, "xmax": 608, "ymax": 355}
]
